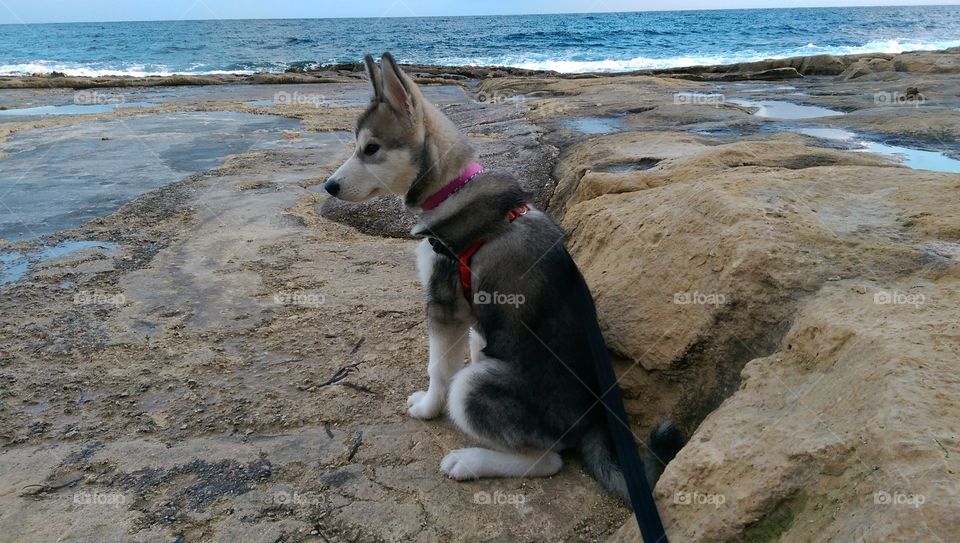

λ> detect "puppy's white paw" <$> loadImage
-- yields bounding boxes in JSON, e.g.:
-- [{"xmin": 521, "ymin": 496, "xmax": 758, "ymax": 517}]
[
  {"xmin": 440, "ymin": 448, "xmax": 485, "ymax": 481},
  {"xmin": 406, "ymin": 390, "xmax": 442, "ymax": 420}
]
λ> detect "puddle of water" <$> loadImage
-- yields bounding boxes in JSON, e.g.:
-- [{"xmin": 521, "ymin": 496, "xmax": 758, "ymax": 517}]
[
  {"xmin": 691, "ymin": 126, "xmax": 746, "ymax": 137},
  {"xmin": 0, "ymin": 102, "xmax": 155, "ymax": 116},
  {"xmin": 562, "ymin": 116, "xmax": 626, "ymax": 134},
  {"xmin": 41, "ymin": 239, "xmax": 118, "ymax": 261},
  {"xmin": 0, "ymin": 239, "xmax": 117, "ymax": 285},
  {"xmin": 734, "ymin": 84, "xmax": 798, "ymax": 93},
  {"xmin": 0, "ymin": 251, "xmax": 29, "ymax": 285},
  {"xmin": 595, "ymin": 158, "xmax": 661, "ymax": 173},
  {"xmin": 796, "ymin": 127, "xmax": 960, "ymax": 173},
  {"xmin": 0, "ymin": 112, "xmax": 349, "ymax": 241},
  {"xmin": 796, "ymin": 127, "xmax": 857, "ymax": 141},
  {"xmin": 857, "ymin": 142, "xmax": 960, "ymax": 173},
  {"xmin": 729, "ymin": 99, "xmax": 844, "ymax": 120}
]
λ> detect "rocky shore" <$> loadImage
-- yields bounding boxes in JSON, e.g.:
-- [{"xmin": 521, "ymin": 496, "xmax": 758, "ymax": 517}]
[{"xmin": 1, "ymin": 48, "xmax": 958, "ymax": 542}]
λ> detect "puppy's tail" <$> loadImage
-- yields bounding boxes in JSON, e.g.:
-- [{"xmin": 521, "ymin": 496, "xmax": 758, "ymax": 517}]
[
  {"xmin": 579, "ymin": 421, "xmax": 684, "ymax": 503},
  {"xmin": 580, "ymin": 424, "xmax": 629, "ymax": 500}
]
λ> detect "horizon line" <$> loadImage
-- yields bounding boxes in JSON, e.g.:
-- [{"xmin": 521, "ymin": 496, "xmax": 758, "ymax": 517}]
[{"xmin": 0, "ymin": 3, "xmax": 953, "ymax": 26}]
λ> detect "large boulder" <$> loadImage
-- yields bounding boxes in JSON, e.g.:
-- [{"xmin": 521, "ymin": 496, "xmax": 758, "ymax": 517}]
[
  {"xmin": 554, "ymin": 133, "xmax": 960, "ymax": 539},
  {"xmin": 839, "ymin": 58, "xmax": 894, "ymax": 80},
  {"xmin": 840, "ymin": 49, "xmax": 960, "ymax": 80},
  {"xmin": 560, "ymin": 135, "xmax": 896, "ymax": 375},
  {"xmin": 796, "ymin": 54, "xmax": 848, "ymax": 75},
  {"xmin": 612, "ymin": 273, "xmax": 960, "ymax": 542}
]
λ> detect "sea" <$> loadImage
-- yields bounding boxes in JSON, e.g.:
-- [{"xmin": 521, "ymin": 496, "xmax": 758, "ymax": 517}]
[{"xmin": 1, "ymin": 5, "xmax": 960, "ymax": 76}]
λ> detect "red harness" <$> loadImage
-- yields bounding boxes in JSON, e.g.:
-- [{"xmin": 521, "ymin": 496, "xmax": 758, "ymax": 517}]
[
  {"xmin": 420, "ymin": 163, "xmax": 529, "ymax": 303},
  {"xmin": 458, "ymin": 203, "xmax": 529, "ymax": 302}
]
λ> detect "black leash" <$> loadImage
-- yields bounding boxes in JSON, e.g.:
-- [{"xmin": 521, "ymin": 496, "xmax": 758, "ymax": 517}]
[{"xmin": 586, "ymin": 309, "xmax": 668, "ymax": 543}]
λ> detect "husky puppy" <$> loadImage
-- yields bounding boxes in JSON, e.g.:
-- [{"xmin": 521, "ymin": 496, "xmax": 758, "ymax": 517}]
[{"xmin": 325, "ymin": 52, "xmax": 680, "ymax": 499}]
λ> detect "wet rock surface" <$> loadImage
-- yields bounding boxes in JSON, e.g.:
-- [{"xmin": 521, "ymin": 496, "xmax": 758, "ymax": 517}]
[{"xmin": 0, "ymin": 111, "xmax": 345, "ymax": 241}]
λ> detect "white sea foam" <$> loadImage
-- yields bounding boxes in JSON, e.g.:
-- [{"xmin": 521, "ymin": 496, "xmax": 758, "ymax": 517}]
[
  {"xmin": 820, "ymin": 38, "xmax": 960, "ymax": 56},
  {"xmin": 452, "ymin": 39, "xmax": 960, "ymax": 73},
  {"xmin": 0, "ymin": 60, "xmax": 261, "ymax": 77},
  {"xmin": 0, "ymin": 61, "xmax": 175, "ymax": 77},
  {"xmin": 504, "ymin": 55, "xmax": 733, "ymax": 72}
]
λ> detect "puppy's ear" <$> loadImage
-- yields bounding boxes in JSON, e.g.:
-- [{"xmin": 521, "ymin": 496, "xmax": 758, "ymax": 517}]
[
  {"xmin": 364, "ymin": 54, "xmax": 383, "ymax": 101},
  {"xmin": 380, "ymin": 52, "xmax": 414, "ymax": 121}
]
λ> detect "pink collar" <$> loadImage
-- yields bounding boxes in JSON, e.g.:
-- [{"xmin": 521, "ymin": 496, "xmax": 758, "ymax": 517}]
[{"xmin": 420, "ymin": 162, "xmax": 484, "ymax": 211}]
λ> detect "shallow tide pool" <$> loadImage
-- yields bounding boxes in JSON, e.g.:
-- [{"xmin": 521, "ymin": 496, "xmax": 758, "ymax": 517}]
[
  {"xmin": 730, "ymin": 99, "xmax": 845, "ymax": 120},
  {"xmin": 0, "ymin": 240, "xmax": 118, "ymax": 285},
  {"xmin": 0, "ymin": 102, "xmax": 156, "ymax": 116},
  {"xmin": 796, "ymin": 127, "xmax": 960, "ymax": 173},
  {"xmin": 0, "ymin": 111, "xmax": 348, "ymax": 241},
  {"xmin": 562, "ymin": 115, "xmax": 627, "ymax": 134}
]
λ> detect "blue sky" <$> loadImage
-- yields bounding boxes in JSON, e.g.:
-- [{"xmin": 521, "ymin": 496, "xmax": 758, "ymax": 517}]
[{"xmin": 0, "ymin": 0, "xmax": 954, "ymax": 24}]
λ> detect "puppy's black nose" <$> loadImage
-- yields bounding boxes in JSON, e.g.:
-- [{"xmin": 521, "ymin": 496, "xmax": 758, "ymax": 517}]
[{"xmin": 324, "ymin": 179, "xmax": 341, "ymax": 197}]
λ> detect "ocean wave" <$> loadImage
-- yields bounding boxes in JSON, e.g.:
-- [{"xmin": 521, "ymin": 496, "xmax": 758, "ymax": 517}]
[
  {"xmin": 0, "ymin": 62, "xmax": 175, "ymax": 77},
  {"xmin": 4, "ymin": 38, "xmax": 960, "ymax": 77},
  {"xmin": 0, "ymin": 61, "xmax": 253, "ymax": 77},
  {"xmin": 460, "ymin": 38, "xmax": 960, "ymax": 73},
  {"xmin": 804, "ymin": 38, "xmax": 960, "ymax": 56}
]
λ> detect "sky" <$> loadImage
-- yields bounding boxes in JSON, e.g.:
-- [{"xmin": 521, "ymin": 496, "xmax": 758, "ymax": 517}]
[{"xmin": 0, "ymin": 0, "xmax": 955, "ymax": 24}]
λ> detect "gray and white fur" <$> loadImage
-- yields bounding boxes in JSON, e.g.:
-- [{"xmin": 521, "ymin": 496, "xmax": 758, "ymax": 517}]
[{"xmin": 324, "ymin": 52, "xmax": 683, "ymax": 500}]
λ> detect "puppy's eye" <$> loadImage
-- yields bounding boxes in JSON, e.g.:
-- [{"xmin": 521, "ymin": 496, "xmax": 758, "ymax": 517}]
[{"xmin": 363, "ymin": 143, "xmax": 380, "ymax": 156}]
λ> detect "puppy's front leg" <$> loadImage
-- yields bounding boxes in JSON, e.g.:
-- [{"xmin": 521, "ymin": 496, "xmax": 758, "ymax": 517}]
[{"xmin": 407, "ymin": 319, "xmax": 469, "ymax": 419}]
